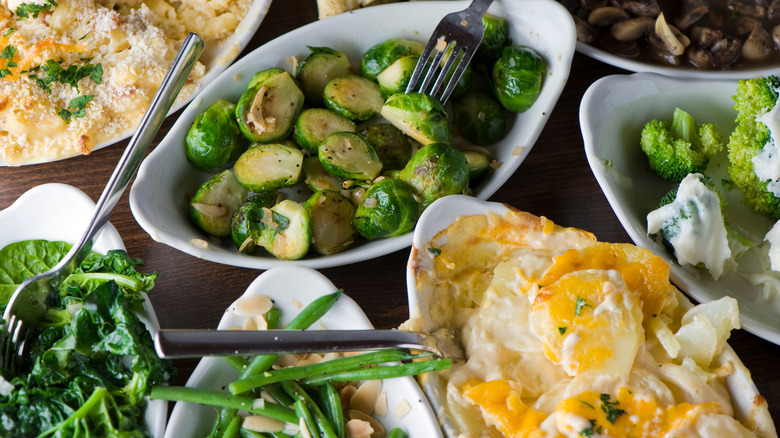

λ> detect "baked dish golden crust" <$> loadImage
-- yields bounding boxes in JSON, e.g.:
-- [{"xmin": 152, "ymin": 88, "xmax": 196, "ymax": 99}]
[
  {"xmin": 404, "ymin": 208, "xmax": 777, "ymax": 438},
  {"xmin": 0, "ymin": 0, "xmax": 251, "ymax": 165}
]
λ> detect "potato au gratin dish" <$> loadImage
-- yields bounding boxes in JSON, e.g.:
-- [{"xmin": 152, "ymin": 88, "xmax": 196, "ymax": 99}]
[
  {"xmin": 0, "ymin": 0, "xmax": 253, "ymax": 165},
  {"xmin": 403, "ymin": 206, "xmax": 777, "ymax": 438}
]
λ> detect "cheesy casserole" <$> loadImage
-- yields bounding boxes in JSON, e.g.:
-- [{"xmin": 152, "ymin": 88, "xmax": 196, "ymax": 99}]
[
  {"xmin": 0, "ymin": 0, "xmax": 251, "ymax": 165},
  {"xmin": 405, "ymin": 208, "xmax": 777, "ymax": 438}
]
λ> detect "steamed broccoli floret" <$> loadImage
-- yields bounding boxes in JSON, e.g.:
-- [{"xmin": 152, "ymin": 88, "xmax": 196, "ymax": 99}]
[
  {"xmin": 640, "ymin": 107, "xmax": 724, "ymax": 183},
  {"xmin": 727, "ymin": 75, "xmax": 780, "ymax": 219},
  {"xmin": 648, "ymin": 173, "xmax": 756, "ymax": 279}
]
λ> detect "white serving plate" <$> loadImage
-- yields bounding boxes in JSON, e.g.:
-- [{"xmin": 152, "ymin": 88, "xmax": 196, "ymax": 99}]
[
  {"xmin": 129, "ymin": 0, "xmax": 576, "ymax": 269},
  {"xmin": 164, "ymin": 265, "xmax": 442, "ymax": 438},
  {"xmin": 577, "ymin": 41, "xmax": 780, "ymax": 80},
  {"xmin": 0, "ymin": 183, "xmax": 166, "ymax": 437},
  {"xmin": 580, "ymin": 73, "xmax": 780, "ymax": 346},
  {"xmin": 1, "ymin": 0, "xmax": 273, "ymax": 166},
  {"xmin": 406, "ymin": 194, "xmax": 776, "ymax": 437}
]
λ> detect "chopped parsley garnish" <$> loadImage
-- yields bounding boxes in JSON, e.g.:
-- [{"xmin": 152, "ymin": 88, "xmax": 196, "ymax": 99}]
[
  {"xmin": 599, "ymin": 393, "xmax": 626, "ymax": 424},
  {"xmin": 575, "ymin": 296, "xmax": 591, "ymax": 316},
  {"xmin": 558, "ymin": 326, "xmax": 567, "ymax": 335},
  {"xmin": 0, "ymin": 69, "xmax": 11, "ymax": 78},
  {"xmin": 15, "ymin": 0, "xmax": 57, "ymax": 19},
  {"xmin": 428, "ymin": 247, "xmax": 442, "ymax": 257},
  {"xmin": 79, "ymin": 31, "xmax": 90, "ymax": 41},
  {"xmin": 1, "ymin": 45, "xmax": 16, "ymax": 63},
  {"xmin": 3, "ymin": 27, "xmax": 15, "ymax": 37},
  {"xmin": 58, "ymin": 94, "xmax": 94, "ymax": 123},
  {"xmin": 579, "ymin": 420, "xmax": 602, "ymax": 437},
  {"xmin": 31, "ymin": 59, "xmax": 103, "ymax": 92}
]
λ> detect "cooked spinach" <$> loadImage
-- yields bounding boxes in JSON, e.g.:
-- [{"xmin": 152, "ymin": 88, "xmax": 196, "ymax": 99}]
[{"xmin": 0, "ymin": 240, "xmax": 172, "ymax": 437}]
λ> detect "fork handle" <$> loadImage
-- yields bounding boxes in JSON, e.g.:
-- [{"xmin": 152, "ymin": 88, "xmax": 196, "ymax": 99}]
[
  {"xmin": 154, "ymin": 329, "xmax": 427, "ymax": 358},
  {"xmin": 60, "ymin": 34, "xmax": 205, "ymax": 273},
  {"xmin": 466, "ymin": 0, "xmax": 494, "ymax": 16}
]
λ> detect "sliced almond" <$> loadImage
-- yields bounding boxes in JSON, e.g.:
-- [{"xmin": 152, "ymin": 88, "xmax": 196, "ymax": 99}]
[
  {"xmin": 340, "ymin": 384, "xmax": 357, "ymax": 410},
  {"xmin": 394, "ymin": 399, "xmax": 411, "ymax": 419},
  {"xmin": 350, "ymin": 380, "xmax": 382, "ymax": 414},
  {"xmin": 347, "ymin": 410, "xmax": 385, "ymax": 438},
  {"xmin": 231, "ymin": 295, "xmax": 274, "ymax": 317},
  {"xmin": 242, "ymin": 316, "xmax": 258, "ymax": 331},
  {"xmin": 374, "ymin": 391, "xmax": 388, "ymax": 417},
  {"xmin": 345, "ymin": 418, "xmax": 374, "ymax": 438},
  {"xmin": 243, "ymin": 415, "xmax": 286, "ymax": 433}
]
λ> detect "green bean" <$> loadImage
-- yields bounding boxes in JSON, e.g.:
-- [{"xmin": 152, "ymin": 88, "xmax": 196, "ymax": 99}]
[
  {"xmin": 262, "ymin": 383, "xmax": 295, "ymax": 407},
  {"xmin": 281, "ymin": 381, "xmax": 339, "ymax": 438},
  {"xmin": 150, "ymin": 386, "xmax": 298, "ymax": 424},
  {"xmin": 293, "ymin": 399, "xmax": 319, "ymax": 438},
  {"xmin": 239, "ymin": 290, "xmax": 343, "ymax": 380},
  {"xmin": 319, "ymin": 381, "xmax": 345, "ymax": 438},
  {"xmin": 302, "ymin": 358, "xmax": 452, "ymax": 386},
  {"xmin": 387, "ymin": 427, "xmax": 408, "ymax": 438},
  {"xmin": 230, "ymin": 350, "xmax": 426, "ymax": 394},
  {"xmin": 221, "ymin": 415, "xmax": 244, "ymax": 438}
]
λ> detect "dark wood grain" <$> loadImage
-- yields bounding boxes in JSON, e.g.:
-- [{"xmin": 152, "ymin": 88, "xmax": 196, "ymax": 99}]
[{"xmin": 1, "ymin": 0, "xmax": 778, "ymax": 425}]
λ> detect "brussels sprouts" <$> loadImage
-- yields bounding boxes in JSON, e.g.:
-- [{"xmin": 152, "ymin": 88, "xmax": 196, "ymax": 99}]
[
  {"xmin": 233, "ymin": 143, "xmax": 304, "ymax": 192},
  {"xmin": 360, "ymin": 123, "xmax": 412, "ymax": 171},
  {"xmin": 318, "ymin": 131, "xmax": 382, "ymax": 181},
  {"xmin": 302, "ymin": 155, "xmax": 344, "ymax": 192},
  {"xmin": 296, "ymin": 46, "xmax": 353, "ymax": 106},
  {"xmin": 380, "ymin": 92, "xmax": 451, "ymax": 146},
  {"xmin": 293, "ymin": 108, "xmax": 356, "ymax": 153},
  {"xmin": 376, "ymin": 54, "xmax": 419, "ymax": 98},
  {"xmin": 353, "ymin": 178, "xmax": 419, "ymax": 240},
  {"xmin": 453, "ymin": 90, "xmax": 506, "ymax": 145},
  {"xmin": 394, "ymin": 142, "xmax": 469, "ymax": 209},
  {"xmin": 304, "ymin": 190, "xmax": 358, "ymax": 255},
  {"xmin": 361, "ymin": 38, "xmax": 423, "ymax": 81},
  {"xmin": 462, "ymin": 149, "xmax": 492, "ymax": 184},
  {"xmin": 190, "ymin": 169, "xmax": 249, "ymax": 237},
  {"xmin": 185, "ymin": 99, "xmax": 247, "ymax": 172},
  {"xmin": 323, "ymin": 75, "xmax": 385, "ymax": 121},
  {"xmin": 492, "ymin": 45, "xmax": 545, "ymax": 113},
  {"xmin": 230, "ymin": 192, "xmax": 278, "ymax": 254},
  {"xmin": 476, "ymin": 14, "xmax": 511, "ymax": 64},
  {"xmin": 255, "ymin": 200, "xmax": 312, "ymax": 260},
  {"xmin": 236, "ymin": 68, "xmax": 305, "ymax": 142}
]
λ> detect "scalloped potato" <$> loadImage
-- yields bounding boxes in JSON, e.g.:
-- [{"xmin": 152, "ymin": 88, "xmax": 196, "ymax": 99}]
[{"xmin": 404, "ymin": 208, "xmax": 776, "ymax": 438}]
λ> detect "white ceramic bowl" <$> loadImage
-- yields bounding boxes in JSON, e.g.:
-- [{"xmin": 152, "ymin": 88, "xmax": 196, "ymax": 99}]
[
  {"xmin": 405, "ymin": 194, "xmax": 776, "ymax": 437},
  {"xmin": 0, "ymin": 183, "xmax": 166, "ymax": 436},
  {"xmin": 1, "ymin": 0, "xmax": 273, "ymax": 166},
  {"xmin": 129, "ymin": 0, "xmax": 576, "ymax": 269},
  {"xmin": 580, "ymin": 73, "xmax": 780, "ymax": 345},
  {"xmin": 164, "ymin": 266, "xmax": 442, "ymax": 437}
]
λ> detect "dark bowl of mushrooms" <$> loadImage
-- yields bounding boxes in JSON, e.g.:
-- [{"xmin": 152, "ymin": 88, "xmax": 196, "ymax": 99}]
[{"xmin": 558, "ymin": 0, "xmax": 780, "ymax": 78}]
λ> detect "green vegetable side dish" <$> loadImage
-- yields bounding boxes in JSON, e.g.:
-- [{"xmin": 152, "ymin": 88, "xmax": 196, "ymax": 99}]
[
  {"xmin": 492, "ymin": 45, "xmax": 546, "ymax": 113},
  {"xmin": 0, "ymin": 240, "xmax": 170, "ymax": 437},
  {"xmin": 150, "ymin": 289, "xmax": 449, "ymax": 437},
  {"xmin": 185, "ymin": 99, "xmax": 247, "ymax": 172},
  {"xmin": 236, "ymin": 68, "xmax": 305, "ymax": 143},
  {"xmin": 728, "ymin": 75, "xmax": 780, "ymax": 219},
  {"xmin": 640, "ymin": 107, "xmax": 724, "ymax": 184},
  {"xmin": 353, "ymin": 178, "xmax": 420, "ymax": 240},
  {"xmin": 304, "ymin": 190, "xmax": 358, "ymax": 255},
  {"xmin": 183, "ymin": 19, "xmax": 547, "ymax": 260}
]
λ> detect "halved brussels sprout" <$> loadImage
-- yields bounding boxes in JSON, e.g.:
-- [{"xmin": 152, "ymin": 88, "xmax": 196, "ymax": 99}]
[
  {"xmin": 462, "ymin": 149, "xmax": 492, "ymax": 184},
  {"xmin": 230, "ymin": 192, "xmax": 278, "ymax": 254},
  {"xmin": 190, "ymin": 169, "xmax": 249, "ymax": 237},
  {"xmin": 353, "ymin": 178, "xmax": 419, "ymax": 240},
  {"xmin": 233, "ymin": 143, "xmax": 304, "ymax": 192},
  {"xmin": 360, "ymin": 123, "xmax": 412, "ymax": 171},
  {"xmin": 376, "ymin": 54, "xmax": 418, "ymax": 98},
  {"xmin": 185, "ymin": 99, "xmax": 247, "ymax": 172},
  {"xmin": 361, "ymin": 38, "xmax": 423, "ymax": 81},
  {"xmin": 492, "ymin": 46, "xmax": 545, "ymax": 113},
  {"xmin": 236, "ymin": 68, "xmax": 305, "ymax": 142},
  {"xmin": 302, "ymin": 155, "xmax": 344, "ymax": 192},
  {"xmin": 323, "ymin": 75, "xmax": 384, "ymax": 121},
  {"xmin": 255, "ymin": 200, "xmax": 312, "ymax": 260},
  {"xmin": 304, "ymin": 190, "xmax": 358, "ymax": 255},
  {"xmin": 476, "ymin": 14, "xmax": 511, "ymax": 64},
  {"xmin": 293, "ymin": 108, "xmax": 356, "ymax": 153},
  {"xmin": 318, "ymin": 132, "xmax": 382, "ymax": 181},
  {"xmin": 380, "ymin": 92, "xmax": 451, "ymax": 146},
  {"xmin": 296, "ymin": 46, "xmax": 353, "ymax": 106},
  {"xmin": 453, "ymin": 90, "xmax": 506, "ymax": 145},
  {"xmin": 394, "ymin": 142, "xmax": 469, "ymax": 209}
]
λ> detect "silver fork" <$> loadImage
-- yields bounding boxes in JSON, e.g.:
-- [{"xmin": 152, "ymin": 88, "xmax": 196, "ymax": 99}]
[
  {"xmin": 405, "ymin": 0, "xmax": 495, "ymax": 103},
  {"xmin": 0, "ymin": 33, "xmax": 205, "ymax": 372}
]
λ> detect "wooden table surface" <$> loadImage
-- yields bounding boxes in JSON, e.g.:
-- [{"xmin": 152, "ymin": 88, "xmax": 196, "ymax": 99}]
[{"xmin": 1, "ymin": 0, "xmax": 778, "ymax": 427}]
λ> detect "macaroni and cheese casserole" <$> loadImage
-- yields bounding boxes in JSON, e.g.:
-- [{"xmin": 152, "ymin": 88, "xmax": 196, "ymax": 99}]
[{"xmin": 0, "ymin": 0, "xmax": 252, "ymax": 165}]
